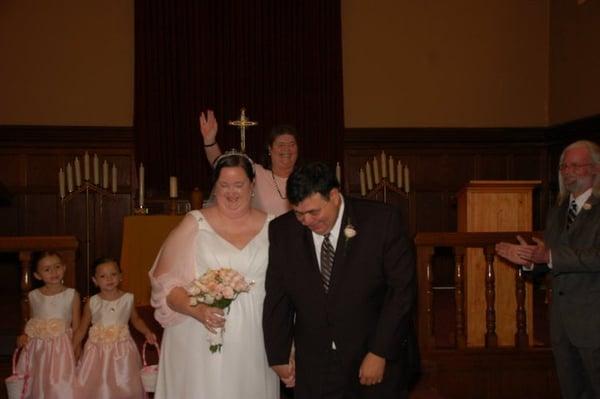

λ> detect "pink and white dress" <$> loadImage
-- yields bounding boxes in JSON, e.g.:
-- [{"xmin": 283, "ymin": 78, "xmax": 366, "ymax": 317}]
[
  {"xmin": 76, "ymin": 293, "xmax": 146, "ymax": 399},
  {"xmin": 17, "ymin": 288, "xmax": 77, "ymax": 399}
]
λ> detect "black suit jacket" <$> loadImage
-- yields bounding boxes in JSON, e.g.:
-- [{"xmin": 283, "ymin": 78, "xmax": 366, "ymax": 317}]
[{"xmin": 263, "ymin": 197, "xmax": 418, "ymax": 399}]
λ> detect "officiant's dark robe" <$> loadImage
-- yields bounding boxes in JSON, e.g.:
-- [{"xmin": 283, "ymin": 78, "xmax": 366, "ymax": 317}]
[{"xmin": 263, "ymin": 197, "xmax": 419, "ymax": 399}]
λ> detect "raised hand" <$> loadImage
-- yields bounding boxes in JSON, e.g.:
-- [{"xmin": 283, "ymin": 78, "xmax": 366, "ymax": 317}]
[{"xmin": 199, "ymin": 110, "xmax": 218, "ymax": 144}]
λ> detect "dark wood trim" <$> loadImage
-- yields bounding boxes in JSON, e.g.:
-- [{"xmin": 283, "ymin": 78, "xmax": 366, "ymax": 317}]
[
  {"xmin": 344, "ymin": 113, "xmax": 600, "ymax": 145},
  {"xmin": 0, "ymin": 125, "xmax": 134, "ymax": 147},
  {"xmin": 345, "ymin": 127, "xmax": 548, "ymax": 145}
]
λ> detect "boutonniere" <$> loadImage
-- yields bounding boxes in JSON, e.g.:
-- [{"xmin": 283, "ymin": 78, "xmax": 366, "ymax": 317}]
[
  {"xmin": 343, "ymin": 223, "xmax": 357, "ymax": 242},
  {"xmin": 582, "ymin": 203, "xmax": 592, "ymax": 211}
]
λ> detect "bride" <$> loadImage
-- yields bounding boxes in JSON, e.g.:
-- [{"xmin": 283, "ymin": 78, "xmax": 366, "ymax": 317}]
[{"xmin": 149, "ymin": 151, "xmax": 279, "ymax": 399}]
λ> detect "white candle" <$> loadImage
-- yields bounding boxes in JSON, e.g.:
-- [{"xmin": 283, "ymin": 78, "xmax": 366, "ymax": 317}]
[
  {"xmin": 359, "ymin": 168, "xmax": 366, "ymax": 196},
  {"xmin": 93, "ymin": 154, "xmax": 100, "ymax": 185},
  {"xmin": 66, "ymin": 163, "xmax": 74, "ymax": 193},
  {"xmin": 169, "ymin": 176, "xmax": 178, "ymax": 198},
  {"xmin": 373, "ymin": 157, "xmax": 380, "ymax": 184},
  {"xmin": 102, "ymin": 160, "xmax": 109, "ymax": 189},
  {"xmin": 74, "ymin": 157, "xmax": 82, "ymax": 187},
  {"xmin": 139, "ymin": 163, "xmax": 145, "ymax": 208},
  {"xmin": 397, "ymin": 161, "xmax": 403, "ymax": 188},
  {"xmin": 389, "ymin": 156, "xmax": 395, "ymax": 183},
  {"xmin": 59, "ymin": 168, "xmax": 66, "ymax": 198},
  {"xmin": 112, "ymin": 164, "xmax": 118, "ymax": 193},
  {"xmin": 83, "ymin": 152, "xmax": 90, "ymax": 181},
  {"xmin": 365, "ymin": 162, "xmax": 373, "ymax": 190},
  {"xmin": 335, "ymin": 162, "xmax": 341, "ymax": 184},
  {"xmin": 381, "ymin": 151, "xmax": 387, "ymax": 178},
  {"xmin": 404, "ymin": 165, "xmax": 410, "ymax": 193}
]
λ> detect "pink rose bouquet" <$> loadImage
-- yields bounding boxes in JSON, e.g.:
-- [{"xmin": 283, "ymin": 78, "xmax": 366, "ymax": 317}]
[{"xmin": 187, "ymin": 268, "xmax": 253, "ymax": 353}]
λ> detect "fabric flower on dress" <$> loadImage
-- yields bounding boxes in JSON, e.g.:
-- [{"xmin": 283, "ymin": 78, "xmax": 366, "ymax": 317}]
[
  {"xmin": 25, "ymin": 318, "xmax": 66, "ymax": 339},
  {"xmin": 88, "ymin": 324, "xmax": 129, "ymax": 344}
]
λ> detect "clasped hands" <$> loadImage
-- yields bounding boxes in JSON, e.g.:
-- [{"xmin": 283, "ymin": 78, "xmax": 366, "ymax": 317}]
[
  {"xmin": 495, "ymin": 235, "xmax": 549, "ymax": 266},
  {"xmin": 271, "ymin": 351, "xmax": 385, "ymax": 388}
]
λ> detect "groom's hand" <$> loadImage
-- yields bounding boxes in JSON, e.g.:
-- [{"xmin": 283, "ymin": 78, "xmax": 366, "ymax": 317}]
[
  {"xmin": 358, "ymin": 352, "xmax": 385, "ymax": 386},
  {"xmin": 272, "ymin": 364, "xmax": 295, "ymax": 388}
]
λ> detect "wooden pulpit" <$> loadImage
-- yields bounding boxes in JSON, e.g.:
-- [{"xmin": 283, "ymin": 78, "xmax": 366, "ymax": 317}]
[{"xmin": 457, "ymin": 180, "xmax": 540, "ymax": 347}]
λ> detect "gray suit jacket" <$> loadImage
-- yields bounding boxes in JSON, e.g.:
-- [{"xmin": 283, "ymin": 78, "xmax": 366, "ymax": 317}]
[{"xmin": 544, "ymin": 192, "xmax": 600, "ymax": 347}]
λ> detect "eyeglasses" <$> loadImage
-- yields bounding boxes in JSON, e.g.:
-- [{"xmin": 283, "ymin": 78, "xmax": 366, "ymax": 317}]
[{"xmin": 558, "ymin": 163, "xmax": 592, "ymax": 172}]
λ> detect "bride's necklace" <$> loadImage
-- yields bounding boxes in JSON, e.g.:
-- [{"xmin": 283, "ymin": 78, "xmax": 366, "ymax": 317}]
[{"xmin": 271, "ymin": 170, "xmax": 287, "ymax": 200}]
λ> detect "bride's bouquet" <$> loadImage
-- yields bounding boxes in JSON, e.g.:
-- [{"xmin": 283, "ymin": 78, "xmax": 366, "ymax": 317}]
[{"xmin": 187, "ymin": 268, "xmax": 254, "ymax": 353}]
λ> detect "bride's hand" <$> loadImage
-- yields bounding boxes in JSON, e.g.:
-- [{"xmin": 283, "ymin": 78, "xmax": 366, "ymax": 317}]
[{"xmin": 192, "ymin": 303, "xmax": 225, "ymax": 333}]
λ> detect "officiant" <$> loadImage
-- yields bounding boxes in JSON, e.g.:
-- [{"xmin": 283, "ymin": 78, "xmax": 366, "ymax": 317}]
[{"xmin": 200, "ymin": 109, "xmax": 299, "ymax": 216}]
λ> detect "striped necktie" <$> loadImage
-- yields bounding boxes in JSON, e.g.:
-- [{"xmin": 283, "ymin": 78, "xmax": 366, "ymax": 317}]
[
  {"xmin": 566, "ymin": 200, "xmax": 577, "ymax": 230},
  {"xmin": 320, "ymin": 233, "xmax": 335, "ymax": 292}
]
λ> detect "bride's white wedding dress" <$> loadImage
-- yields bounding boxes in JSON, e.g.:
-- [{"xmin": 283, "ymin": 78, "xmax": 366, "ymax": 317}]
[{"xmin": 150, "ymin": 211, "xmax": 278, "ymax": 399}]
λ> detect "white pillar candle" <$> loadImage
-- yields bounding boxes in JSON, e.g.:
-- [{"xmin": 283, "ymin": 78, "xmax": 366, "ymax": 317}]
[
  {"xmin": 66, "ymin": 162, "xmax": 74, "ymax": 193},
  {"xmin": 397, "ymin": 160, "xmax": 403, "ymax": 188},
  {"xmin": 102, "ymin": 160, "xmax": 109, "ymax": 189},
  {"xmin": 112, "ymin": 164, "xmax": 118, "ymax": 193},
  {"xmin": 169, "ymin": 176, "xmax": 178, "ymax": 198},
  {"xmin": 404, "ymin": 165, "xmax": 410, "ymax": 193},
  {"xmin": 359, "ymin": 168, "xmax": 366, "ymax": 196},
  {"xmin": 381, "ymin": 151, "xmax": 387, "ymax": 178},
  {"xmin": 373, "ymin": 157, "xmax": 380, "ymax": 184},
  {"xmin": 139, "ymin": 163, "xmax": 145, "ymax": 208},
  {"xmin": 74, "ymin": 157, "xmax": 81, "ymax": 187},
  {"xmin": 93, "ymin": 154, "xmax": 100, "ymax": 185},
  {"xmin": 365, "ymin": 162, "xmax": 373, "ymax": 190},
  {"xmin": 335, "ymin": 162, "xmax": 341, "ymax": 184},
  {"xmin": 59, "ymin": 168, "xmax": 66, "ymax": 198},
  {"xmin": 83, "ymin": 152, "xmax": 90, "ymax": 181},
  {"xmin": 389, "ymin": 156, "xmax": 395, "ymax": 183}
]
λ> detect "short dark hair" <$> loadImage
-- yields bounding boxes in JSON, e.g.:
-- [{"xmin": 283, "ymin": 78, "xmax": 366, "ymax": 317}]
[
  {"xmin": 286, "ymin": 161, "xmax": 340, "ymax": 205},
  {"xmin": 264, "ymin": 125, "xmax": 299, "ymax": 169},
  {"xmin": 92, "ymin": 257, "xmax": 121, "ymax": 275},
  {"xmin": 212, "ymin": 153, "xmax": 256, "ymax": 187}
]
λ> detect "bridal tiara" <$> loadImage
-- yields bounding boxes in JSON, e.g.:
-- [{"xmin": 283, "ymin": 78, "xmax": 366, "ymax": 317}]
[{"xmin": 213, "ymin": 149, "xmax": 256, "ymax": 173}]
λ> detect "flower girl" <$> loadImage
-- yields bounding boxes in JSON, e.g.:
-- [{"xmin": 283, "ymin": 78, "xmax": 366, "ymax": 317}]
[
  {"xmin": 16, "ymin": 251, "xmax": 81, "ymax": 399},
  {"xmin": 72, "ymin": 257, "xmax": 157, "ymax": 399}
]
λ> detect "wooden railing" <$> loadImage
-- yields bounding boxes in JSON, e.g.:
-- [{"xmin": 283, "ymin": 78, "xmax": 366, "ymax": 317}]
[
  {"xmin": 0, "ymin": 236, "xmax": 78, "ymax": 329},
  {"xmin": 414, "ymin": 231, "xmax": 546, "ymax": 353}
]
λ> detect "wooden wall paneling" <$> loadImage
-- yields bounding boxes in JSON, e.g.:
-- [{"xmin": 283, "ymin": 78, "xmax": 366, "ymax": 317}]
[
  {"xmin": 414, "ymin": 191, "xmax": 449, "ymax": 232},
  {"xmin": 23, "ymin": 194, "xmax": 60, "ymax": 235},
  {"xmin": 0, "ymin": 154, "xmax": 21, "ymax": 187},
  {"xmin": 475, "ymin": 153, "xmax": 509, "ymax": 180}
]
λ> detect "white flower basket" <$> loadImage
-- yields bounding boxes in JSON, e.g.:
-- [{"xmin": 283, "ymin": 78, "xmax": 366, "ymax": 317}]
[
  {"xmin": 140, "ymin": 341, "xmax": 160, "ymax": 393},
  {"xmin": 5, "ymin": 347, "xmax": 28, "ymax": 399}
]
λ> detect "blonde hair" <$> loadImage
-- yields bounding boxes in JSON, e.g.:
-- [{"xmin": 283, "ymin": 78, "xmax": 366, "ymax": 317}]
[{"xmin": 556, "ymin": 140, "xmax": 600, "ymax": 205}]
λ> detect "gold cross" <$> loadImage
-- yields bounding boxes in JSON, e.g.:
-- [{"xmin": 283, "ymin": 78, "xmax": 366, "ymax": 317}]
[{"xmin": 228, "ymin": 108, "xmax": 258, "ymax": 153}]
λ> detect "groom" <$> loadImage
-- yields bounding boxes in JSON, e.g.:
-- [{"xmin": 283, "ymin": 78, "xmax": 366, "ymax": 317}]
[{"xmin": 263, "ymin": 161, "xmax": 418, "ymax": 399}]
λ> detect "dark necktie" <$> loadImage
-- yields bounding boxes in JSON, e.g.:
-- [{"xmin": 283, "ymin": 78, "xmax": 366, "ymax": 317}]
[
  {"xmin": 320, "ymin": 233, "xmax": 335, "ymax": 292},
  {"xmin": 566, "ymin": 200, "xmax": 577, "ymax": 230}
]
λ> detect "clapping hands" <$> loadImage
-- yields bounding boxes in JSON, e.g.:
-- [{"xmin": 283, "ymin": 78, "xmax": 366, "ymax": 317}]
[{"xmin": 495, "ymin": 235, "xmax": 549, "ymax": 266}]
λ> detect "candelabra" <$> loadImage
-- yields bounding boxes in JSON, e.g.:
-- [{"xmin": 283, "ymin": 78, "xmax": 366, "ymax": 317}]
[{"xmin": 58, "ymin": 153, "xmax": 117, "ymax": 297}]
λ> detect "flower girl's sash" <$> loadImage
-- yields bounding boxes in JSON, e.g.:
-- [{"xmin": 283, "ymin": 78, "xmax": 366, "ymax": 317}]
[
  {"xmin": 24, "ymin": 318, "xmax": 67, "ymax": 339},
  {"xmin": 88, "ymin": 324, "xmax": 130, "ymax": 344}
]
